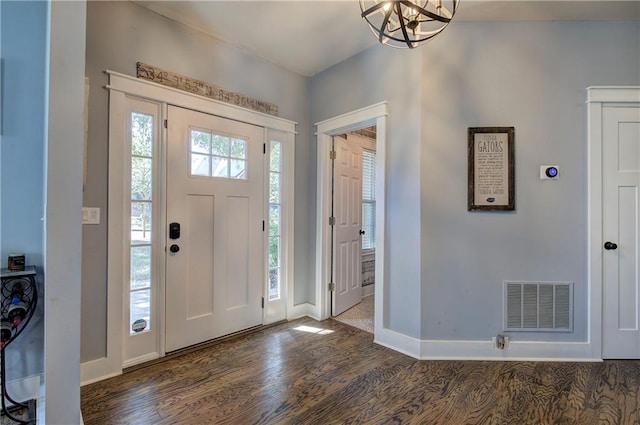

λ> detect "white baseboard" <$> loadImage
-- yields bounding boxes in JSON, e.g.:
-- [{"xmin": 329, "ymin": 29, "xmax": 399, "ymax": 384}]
[
  {"xmin": 81, "ymin": 357, "xmax": 121, "ymax": 386},
  {"xmin": 122, "ymin": 352, "xmax": 160, "ymax": 369},
  {"xmin": 373, "ymin": 326, "xmax": 600, "ymax": 361},
  {"xmin": 288, "ymin": 302, "xmax": 321, "ymax": 321},
  {"xmin": 361, "ymin": 285, "xmax": 374, "ymax": 297},
  {"xmin": 374, "ymin": 327, "xmax": 422, "ymax": 359},
  {"xmin": 418, "ymin": 339, "xmax": 600, "ymax": 361},
  {"xmin": 83, "ymin": 313, "xmax": 601, "ymax": 388}
]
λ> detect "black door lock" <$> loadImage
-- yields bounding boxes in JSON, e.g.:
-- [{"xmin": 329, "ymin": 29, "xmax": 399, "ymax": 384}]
[{"xmin": 169, "ymin": 222, "xmax": 180, "ymax": 239}]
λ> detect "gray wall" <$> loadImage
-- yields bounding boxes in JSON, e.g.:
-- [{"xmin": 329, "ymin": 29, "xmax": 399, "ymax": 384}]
[
  {"xmin": 310, "ymin": 21, "xmax": 639, "ymax": 342},
  {"xmin": 420, "ymin": 21, "xmax": 640, "ymax": 341},
  {"xmin": 82, "ymin": 2, "xmax": 640, "ymax": 362},
  {"xmin": 0, "ymin": 0, "xmax": 46, "ymax": 381},
  {"xmin": 310, "ymin": 47, "xmax": 424, "ymax": 338},
  {"xmin": 83, "ymin": 1, "xmax": 312, "ymax": 362}
]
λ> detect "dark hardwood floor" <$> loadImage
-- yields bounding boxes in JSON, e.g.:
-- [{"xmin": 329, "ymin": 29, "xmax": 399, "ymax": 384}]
[{"xmin": 81, "ymin": 318, "xmax": 640, "ymax": 425}]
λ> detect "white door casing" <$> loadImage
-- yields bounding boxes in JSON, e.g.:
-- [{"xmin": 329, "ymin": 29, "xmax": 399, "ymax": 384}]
[
  {"xmin": 165, "ymin": 105, "xmax": 264, "ymax": 352},
  {"xmin": 332, "ymin": 135, "xmax": 363, "ymax": 316},
  {"xmin": 602, "ymin": 104, "xmax": 640, "ymax": 359},
  {"xmin": 91, "ymin": 71, "xmax": 295, "ymax": 385},
  {"xmin": 315, "ymin": 102, "xmax": 387, "ymax": 332}
]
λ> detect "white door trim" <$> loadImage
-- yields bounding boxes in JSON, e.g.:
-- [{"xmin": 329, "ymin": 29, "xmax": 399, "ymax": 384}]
[
  {"xmin": 314, "ymin": 102, "xmax": 388, "ymax": 335},
  {"xmin": 82, "ymin": 71, "xmax": 296, "ymax": 385},
  {"xmin": 587, "ymin": 86, "xmax": 640, "ymax": 360}
]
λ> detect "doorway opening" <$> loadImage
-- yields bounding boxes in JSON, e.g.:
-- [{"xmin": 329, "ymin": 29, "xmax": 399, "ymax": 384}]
[
  {"xmin": 314, "ymin": 102, "xmax": 387, "ymax": 337},
  {"xmin": 330, "ymin": 128, "xmax": 377, "ymax": 333}
]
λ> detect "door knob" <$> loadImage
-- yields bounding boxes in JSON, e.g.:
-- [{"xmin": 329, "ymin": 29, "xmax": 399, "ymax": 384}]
[
  {"xmin": 169, "ymin": 244, "xmax": 180, "ymax": 253},
  {"xmin": 604, "ymin": 241, "xmax": 618, "ymax": 250},
  {"xmin": 359, "ymin": 230, "xmax": 365, "ymax": 235}
]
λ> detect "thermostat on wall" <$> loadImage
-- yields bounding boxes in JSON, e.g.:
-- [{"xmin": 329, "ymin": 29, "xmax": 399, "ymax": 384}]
[{"xmin": 540, "ymin": 165, "xmax": 560, "ymax": 180}]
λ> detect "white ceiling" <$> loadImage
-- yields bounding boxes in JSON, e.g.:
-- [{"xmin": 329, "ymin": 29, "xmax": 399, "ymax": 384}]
[{"xmin": 134, "ymin": 1, "xmax": 640, "ymax": 77}]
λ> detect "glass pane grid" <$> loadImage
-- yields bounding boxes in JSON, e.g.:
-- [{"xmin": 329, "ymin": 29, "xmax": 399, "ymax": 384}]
[
  {"xmin": 270, "ymin": 141, "xmax": 281, "ymax": 172},
  {"xmin": 130, "ymin": 111, "xmax": 154, "ymax": 336},
  {"xmin": 268, "ymin": 140, "xmax": 283, "ymax": 301},
  {"xmin": 269, "ymin": 172, "xmax": 281, "ymax": 204},
  {"xmin": 190, "ymin": 131, "xmax": 247, "ymax": 180},
  {"xmin": 131, "ymin": 201, "xmax": 152, "ymax": 244},
  {"xmin": 130, "ymin": 289, "xmax": 151, "ymax": 334},
  {"xmin": 131, "ymin": 156, "xmax": 153, "ymax": 201},
  {"xmin": 131, "ymin": 112, "xmax": 154, "ymax": 157},
  {"xmin": 269, "ymin": 267, "xmax": 280, "ymax": 300}
]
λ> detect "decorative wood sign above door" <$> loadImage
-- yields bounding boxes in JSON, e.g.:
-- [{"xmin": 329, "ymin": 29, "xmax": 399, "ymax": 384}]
[{"xmin": 136, "ymin": 62, "xmax": 279, "ymax": 116}]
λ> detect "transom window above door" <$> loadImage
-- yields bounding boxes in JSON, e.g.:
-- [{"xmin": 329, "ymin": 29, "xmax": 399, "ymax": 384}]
[{"xmin": 190, "ymin": 128, "xmax": 248, "ymax": 179}]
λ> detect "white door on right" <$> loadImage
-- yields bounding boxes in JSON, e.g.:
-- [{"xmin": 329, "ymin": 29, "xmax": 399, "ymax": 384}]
[{"xmin": 602, "ymin": 104, "xmax": 640, "ymax": 359}]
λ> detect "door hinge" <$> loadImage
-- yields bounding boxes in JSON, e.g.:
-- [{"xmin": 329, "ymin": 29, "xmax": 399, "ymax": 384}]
[
  {"xmin": 263, "ymin": 143, "xmax": 266, "ymax": 154},
  {"xmin": 329, "ymin": 216, "xmax": 336, "ymax": 226},
  {"xmin": 329, "ymin": 149, "xmax": 336, "ymax": 160},
  {"xmin": 164, "ymin": 119, "xmax": 168, "ymax": 129},
  {"xmin": 262, "ymin": 220, "xmax": 265, "ymax": 231},
  {"xmin": 262, "ymin": 297, "xmax": 265, "ymax": 308},
  {"xmin": 328, "ymin": 282, "xmax": 335, "ymax": 291}
]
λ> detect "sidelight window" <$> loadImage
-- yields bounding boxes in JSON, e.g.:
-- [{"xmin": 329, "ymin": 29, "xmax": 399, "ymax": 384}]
[
  {"xmin": 268, "ymin": 141, "xmax": 282, "ymax": 300},
  {"xmin": 129, "ymin": 111, "xmax": 154, "ymax": 335}
]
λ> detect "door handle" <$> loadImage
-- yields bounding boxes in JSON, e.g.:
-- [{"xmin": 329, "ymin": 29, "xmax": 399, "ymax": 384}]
[
  {"xmin": 169, "ymin": 244, "xmax": 180, "ymax": 253},
  {"xmin": 359, "ymin": 230, "xmax": 365, "ymax": 235},
  {"xmin": 604, "ymin": 241, "xmax": 618, "ymax": 250}
]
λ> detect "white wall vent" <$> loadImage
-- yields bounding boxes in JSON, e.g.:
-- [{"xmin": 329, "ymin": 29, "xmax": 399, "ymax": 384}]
[{"xmin": 504, "ymin": 281, "xmax": 573, "ymax": 332}]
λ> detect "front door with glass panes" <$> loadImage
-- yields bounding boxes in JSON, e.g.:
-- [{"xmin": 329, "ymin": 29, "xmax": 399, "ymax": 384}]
[{"xmin": 165, "ymin": 105, "xmax": 264, "ymax": 352}]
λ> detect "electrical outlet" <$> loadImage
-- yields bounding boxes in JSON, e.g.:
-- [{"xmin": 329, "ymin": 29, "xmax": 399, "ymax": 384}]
[{"xmin": 495, "ymin": 334, "xmax": 510, "ymax": 349}]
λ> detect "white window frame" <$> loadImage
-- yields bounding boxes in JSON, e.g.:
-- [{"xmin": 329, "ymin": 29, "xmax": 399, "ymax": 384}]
[
  {"xmin": 81, "ymin": 71, "xmax": 296, "ymax": 384},
  {"xmin": 123, "ymin": 97, "xmax": 162, "ymax": 366},
  {"xmin": 264, "ymin": 130, "xmax": 293, "ymax": 324}
]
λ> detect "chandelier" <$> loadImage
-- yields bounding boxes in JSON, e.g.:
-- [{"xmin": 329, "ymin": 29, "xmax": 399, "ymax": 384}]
[{"xmin": 360, "ymin": 0, "xmax": 459, "ymax": 49}]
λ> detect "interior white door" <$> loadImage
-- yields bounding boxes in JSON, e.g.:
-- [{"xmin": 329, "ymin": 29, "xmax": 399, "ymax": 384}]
[
  {"xmin": 332, "ymin": 136, "xmax": 363, "ymax": 316},
  {"xmin": 165, "ymin": 106, "xmax": 264, "ymax": 352},
  {"xmin": 602, "ymin": 104, "xmax": 640, "ymax": 359}
]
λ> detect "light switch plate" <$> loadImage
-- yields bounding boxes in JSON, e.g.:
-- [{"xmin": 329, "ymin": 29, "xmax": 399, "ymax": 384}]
[{"xmin": 82, "ymin": 207, "xmax": 100, "ymax": 225}]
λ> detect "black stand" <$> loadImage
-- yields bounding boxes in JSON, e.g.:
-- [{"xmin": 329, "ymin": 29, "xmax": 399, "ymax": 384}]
[{"xmin": 0, "ymin": 267, "xmax": 38, "ymax": 425}]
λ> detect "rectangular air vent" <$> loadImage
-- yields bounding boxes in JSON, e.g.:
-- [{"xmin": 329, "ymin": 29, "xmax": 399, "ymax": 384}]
[{"xmin": 504, "ymin": 281, "xmax": 573, "ymax": 332}]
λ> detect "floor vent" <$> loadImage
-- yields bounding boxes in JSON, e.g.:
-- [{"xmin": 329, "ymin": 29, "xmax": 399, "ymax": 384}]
[{"xmin": 504, "ymin": 281, "xmax": 573, "ymax": 332}]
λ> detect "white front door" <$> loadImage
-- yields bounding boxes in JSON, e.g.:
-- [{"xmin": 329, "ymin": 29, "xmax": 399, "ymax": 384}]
[
  {"xmin": 332, "ymin": 136, "xmax": 363, "ymax": 316},
  {"xmin": 165, "ymin": 106, "xmax": 264, "ymax": 352},
  {"xmin": 602, "ymin": 104, "xmax": 640, "ymax": 359}
]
